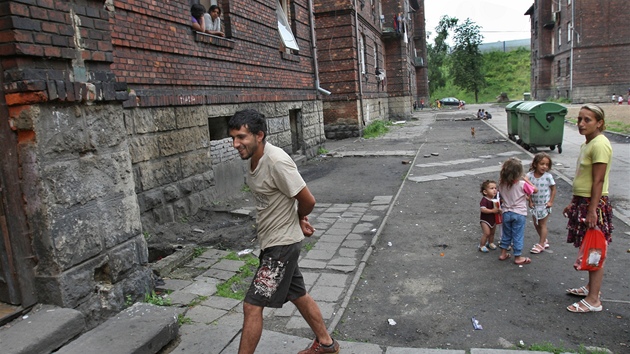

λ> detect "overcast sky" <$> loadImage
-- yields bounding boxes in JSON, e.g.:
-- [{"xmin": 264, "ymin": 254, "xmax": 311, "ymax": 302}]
[{"xmin": 424, "ymin": 0, "xmax": 533, "ymax": 44}]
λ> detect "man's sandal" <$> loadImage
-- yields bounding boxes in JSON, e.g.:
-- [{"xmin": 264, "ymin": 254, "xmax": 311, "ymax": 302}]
[{"xmin": 567, "ymin": 299, "xmax": 602, "ymax": 313}]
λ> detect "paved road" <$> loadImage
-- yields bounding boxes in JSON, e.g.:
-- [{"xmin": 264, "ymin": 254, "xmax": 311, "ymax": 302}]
[{"xmin": 333, "ymin": 107, "xmax": 630, "ymax": 353}]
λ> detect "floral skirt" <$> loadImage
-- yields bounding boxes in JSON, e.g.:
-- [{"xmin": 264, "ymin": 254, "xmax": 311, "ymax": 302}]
[{"xmin": 566, "ymin": 196, "xmax": 613, "ymax": 247}]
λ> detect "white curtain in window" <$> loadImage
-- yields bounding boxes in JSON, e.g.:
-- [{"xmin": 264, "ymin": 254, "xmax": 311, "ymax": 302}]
[
  {"xmin": 359, "ymin": 36, "xmax": 365, "ymax": 74},
  {"xmin": 403, "ymin": 22, "xmax": 408, "ymax": 44},
  {"xmin": 276, "ymin": 0, "xmax": 299, "ymax": 51}
]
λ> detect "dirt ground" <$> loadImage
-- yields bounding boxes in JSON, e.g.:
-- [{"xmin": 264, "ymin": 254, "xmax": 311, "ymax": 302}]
[
  {"xmin": 566, "ymin": 104, "xmax": 630, "ymax": 128},
  {"xmin": 145, "ymin": 193, "xmax": 258, "ymax": 262}
]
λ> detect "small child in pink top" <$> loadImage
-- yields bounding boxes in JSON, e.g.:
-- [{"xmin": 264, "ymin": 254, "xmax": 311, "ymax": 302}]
[{"xmin": 498, "ymin": 157, "xmax": 537, "ymax": 265}]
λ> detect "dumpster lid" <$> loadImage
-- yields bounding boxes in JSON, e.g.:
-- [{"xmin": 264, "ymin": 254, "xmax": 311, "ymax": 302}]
[
  {"xmin": 516, "ymin": 101, "xmax": 568, "ymax": 114},
  {"xmin": 505, "ymin": 100, "xmax": 524, "ymax": 109}
]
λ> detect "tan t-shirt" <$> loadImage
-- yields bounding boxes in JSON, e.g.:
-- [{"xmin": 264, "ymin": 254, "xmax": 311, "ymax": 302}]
[{"xmin": 247, "ymin": 143, "xmax": 306, "ymax": 250}]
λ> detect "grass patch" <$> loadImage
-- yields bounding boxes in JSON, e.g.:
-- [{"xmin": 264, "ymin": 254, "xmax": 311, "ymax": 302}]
[
  {"xmin": 318, "ymin": 146, "xmax": 329, "ymax": 155},
  {"xmin": 222, "ymin": 251, "xmax": 241, "ymax": 261},
  {"xmin": 241, "ymin": 184, "xmax": 251, "ymax": 192},
  {"xmin": 177, "ymin": 314, "xmax": 193, "ymax": 325},
  {"xmin": 192, "ymin": 247, "xmax": 206, "ymax": 258},
  {"xmin": 188, "ymin": 295, "xmax": 209, "ymax": 307},
  {"xmin": 302, "ymin": 241, "xmax": 314, "ymax": 252},
  {"xmin": 564, "ymin": 117, "xmax": 630, "ymax": 135},
  {"xmin": 432, "ymin": 47, "xmax": 530, "ymax": 103},
  {"xmin": 526, "ymin": 342, "xmax": 611, "ymax": 354},
  {"xmin": 215, "ymin": 253, "xmax": 259, "ymax": 300},
  {"xmin": 363, "ymin": 120, "xmax": 392, "ymax": 139},
  {"xmin": 144, "ymin": 290, "xmax": 172, "ymax": 306},
  {"xmin": 606, "ymin": 120, "xmax": 630, "ymax": 134}
]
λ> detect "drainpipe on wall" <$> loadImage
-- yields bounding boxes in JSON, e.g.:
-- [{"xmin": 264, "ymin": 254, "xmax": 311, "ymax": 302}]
[
  {"xmin": 307, "ymin": 0, "xmax": 331, "ymax": 96},
  {"xmin": 569, "ymin": 1, "xmax": 574, "ymax": 99},
  {"xmin": 353, "ymin": 0, "xmax": 365, "ymax": 127}
]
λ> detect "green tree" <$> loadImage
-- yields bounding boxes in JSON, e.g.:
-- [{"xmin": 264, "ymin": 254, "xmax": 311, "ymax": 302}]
[
  {"xmin": 450, "ymin": 19, "xmax": 485, "ymax": 103},
  {"xmin": 427, "ymin": 16, "xmax": 457, "ymax": 96}
]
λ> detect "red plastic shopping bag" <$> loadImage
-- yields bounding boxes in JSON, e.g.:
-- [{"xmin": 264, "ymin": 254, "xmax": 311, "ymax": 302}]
[
  {"xmin": 574, "ymin": 228, "xmax": 607, "ymax": 271},
  {"xmin": 494, "ymin": 200, "xmax": 502, "ymax": 225}
]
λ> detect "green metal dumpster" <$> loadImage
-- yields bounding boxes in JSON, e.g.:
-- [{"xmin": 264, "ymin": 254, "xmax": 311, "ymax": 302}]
[
  {"xmin": 516, "ymin": 101, "xmax": 568, "ymax": 153},
  {"xmin": 505, "ymin": 101, "xmax": 524, "ymax": 141}
]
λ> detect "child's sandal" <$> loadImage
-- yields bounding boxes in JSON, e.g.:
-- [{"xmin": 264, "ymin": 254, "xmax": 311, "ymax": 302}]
[
  {"xmin": 530, "ymin": 243, "xmax": 544, "ymax": 254},
  {"xmin": 486, "ymin": 243, "xmax": 497, "ymax": 250}
]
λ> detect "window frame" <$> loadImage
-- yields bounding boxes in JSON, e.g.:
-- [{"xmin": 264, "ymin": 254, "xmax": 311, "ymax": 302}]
[
  {"xmin": 359, "ymin": 34, "xmax": 366, "ymax": 74},
  {"xmin": 557, "ymin": 60, "xmax": 561, "ymax": 77},
  {"xmin": 277, "ymin": 0, "xmax": 299, "ymax": 52}
]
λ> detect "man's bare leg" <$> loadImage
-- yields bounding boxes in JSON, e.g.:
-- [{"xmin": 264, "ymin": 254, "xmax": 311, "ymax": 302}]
[
  {"xmin": 292, "ymin": 293, "xmax": 333, "ymax": 345},
  {"xmin": 238, "ymin": 302, "xmax": 264, "ymax": 354}
]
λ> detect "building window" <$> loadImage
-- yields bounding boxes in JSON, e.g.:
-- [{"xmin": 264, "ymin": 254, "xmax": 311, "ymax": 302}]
[
  {"xmin": 567, "ymin": 22, "xmax": 572, "ymax": 42},
  {"xmin": 197, "ymin": 0, "xmax": 230, "ymax": 37},
  {"xmin": 558, "ymin": 27, "xmax": 562, "ymax": 47},
  {"xmin": 566, "ymin": 58, "xmax": 570, "ymax": 76},
  {"xmin": 359, "ymin": 34, "xmax": 366, "ymax": 74},
  {"xmin": 277, "ymin": 0, "xmax": 299, "ymax": 51},
  {"xmin": 371, "ymin": 0, "xmax": 376, "ymax": 20},
  {"xmin": 208, "ymin": 116, "xmax": 231, "ymax": 140},
  {"xmin": 374, "ymin": 44, "xmax": 377, "ymax": 70},
  {"xmin": 568, "ymin": 0, "xmax": 571, "ymax": 5},
  {"xmin": 557, "ymin": 60, "xmax": 561, "ymax": 77}
]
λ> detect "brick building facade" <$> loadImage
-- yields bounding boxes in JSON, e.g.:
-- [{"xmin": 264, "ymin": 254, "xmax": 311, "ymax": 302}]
[
  {"xmin": 526, "ymin": 0, "xmax": 630, "ymax": 102},
  {"xmin": 0, "ymin": 0, "xmax": 326, "ymax": 325},
  {"xmin": 314, "ymin": 0, "xmax": 428, "ymax": 139}
]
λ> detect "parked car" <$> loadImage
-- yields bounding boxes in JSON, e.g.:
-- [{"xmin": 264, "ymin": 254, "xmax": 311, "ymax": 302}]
[{"xmin": 439, "ymin": 97, "xmax": 465, "ymax": 106}]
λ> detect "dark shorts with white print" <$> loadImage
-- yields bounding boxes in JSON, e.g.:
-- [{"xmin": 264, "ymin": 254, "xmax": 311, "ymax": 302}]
[{"xmin": 244, "ymin": 243, "xmax": 306, "ymax": 308}]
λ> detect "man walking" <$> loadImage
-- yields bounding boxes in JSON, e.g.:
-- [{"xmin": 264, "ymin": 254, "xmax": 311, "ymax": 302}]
[{"xmin": 228, "ymin": 109, "xmax": 340, "ymax": 354}]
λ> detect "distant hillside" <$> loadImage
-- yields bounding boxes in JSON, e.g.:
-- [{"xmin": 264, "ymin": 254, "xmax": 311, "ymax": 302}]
[
  {"xmin": 431, "ymin": 47, "xmax": 531, "ymax": 104},
  {"xmin": 479, "ymin": 39, "xmax": 530, "ymax": 53}
]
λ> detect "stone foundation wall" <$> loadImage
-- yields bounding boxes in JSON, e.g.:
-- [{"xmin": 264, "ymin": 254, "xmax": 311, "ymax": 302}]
[
  {"xmin": 16, "ymin": 103, "xmax": 152, "ymax": 328},
  {"xmin": 15, "ymin": 99, "xmax": 323, "ymax": 326},
  {"xmin": 388, "ymin": 96, "xmax": 414, "ymax": 120},
  {"xmin": 323, "ymin": 98, "xmax": 391, "ymax": 139},
  {"xmin": 129, "ymin": 101, "xmax": 325, "ymax": 230},
  {"xmin": 363, "ymin": 98, "xmax": 389, "ymax": 125},
  {"xmin": 323, "ymin": 100, "xmax": 360, "ymax": 140}
]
